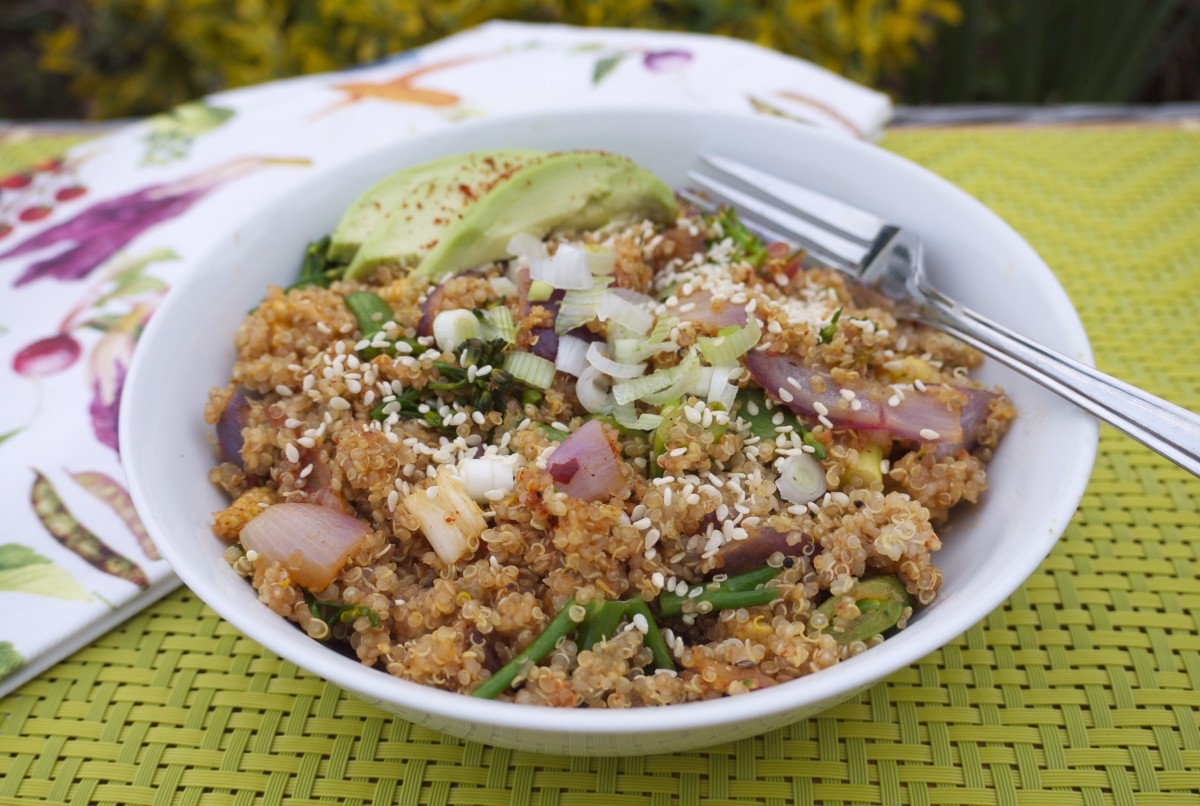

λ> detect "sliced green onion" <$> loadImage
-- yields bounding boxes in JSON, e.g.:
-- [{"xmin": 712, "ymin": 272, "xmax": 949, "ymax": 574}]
[
  {"xmin": 502, "ymin": 351, "xmax": 557, "ymax": 389},
  {"xmin": 698, "ymin": 317, "xmax": 761, "ymax": 365},
  {"xmin": 612, "ymin": 402, "xmax": 664, "ymax": 431},
  {"xmin": 433, "ymin": 309, "xmax": 481, "ymax": 354},
  {"xmin": 707, "ymin": 364, "xmax": 741, "ymax": 410},
  {"xmin": 482, "ymin": 306, "xmax": 517, "ymax": 344},
  {"xmin": 585, "ymin": 245, "xmax": 616, "ymax": 275},
  {"xmin": 775, "ymin": 453, "xmax": 826, "ymax": 504},
  {"xmin": 531, "ymin": 243, "xmax": 593, "ymax": 290},
  {"xmin": 612, "ymin": 337, "xmax": 673, "ymax": 364},
  {"xmin": 555, "ymin": 276, "xmax": 612, "ymax": 334},
  {"xmin": 613, "ymin": 347, "xmax": 699, "ymax": 406},
  {"xmin": 507, "ymin": 232, "xmax": 548, "ymax": 260},
  {"xmin": 527, "ymin": 280, "xmax": 555, "ymax": 302},
  {"xmin": 576, "ymin": 365, "xmax": 615, "ymax": 414},
  {"xmin": 648, "ymin": 314, "xmax": 678, "ymax": 344},
  {"xmin": 586, "ymin": 342, "xmax": 647, "ymax": 379},
  {"xmin": 642, "ymin": 348, "xmax": 703, "ymax": 406},
  {"xmin": 598, "ymin": 288, "xmax": 655, "ymax": 335}
]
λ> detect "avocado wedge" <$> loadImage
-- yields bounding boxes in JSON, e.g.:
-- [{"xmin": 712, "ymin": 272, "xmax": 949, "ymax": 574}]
[
  {"xmin": 331, "ymin": 149, "xmax": 543, "ymax": 266},
  {"xmin": 340, "ymin": 150, "xmax": 678, "ymax": 282}
]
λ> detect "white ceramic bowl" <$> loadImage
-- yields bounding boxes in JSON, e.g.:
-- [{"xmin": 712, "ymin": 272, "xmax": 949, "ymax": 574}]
[{"xmin": 121, "ymin": 109, "xmax": 1097, "ymax": 756}]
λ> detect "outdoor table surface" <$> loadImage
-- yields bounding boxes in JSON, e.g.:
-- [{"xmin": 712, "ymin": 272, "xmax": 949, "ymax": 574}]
[{"xmin": 1, "ymin": 112, "xmax": 1198, "ymax": 806}]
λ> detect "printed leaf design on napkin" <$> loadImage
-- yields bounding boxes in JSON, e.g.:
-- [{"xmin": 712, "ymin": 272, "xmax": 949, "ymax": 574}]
[
  {"xmin": 30, "ymin": 470, "xmax": 149, "ymax": 589},
  {"xmin": 0, "ymin": 543, "xmax": 90, "ymax": 601},
  {"xmin": 0, "ymin": 428, "xmax": 22, "ymax": 447},
  {"xmin": 0, "ymin": 642, "xmax": 23, "ymax": 678},
  {"xmin": 142, "ymin": 102, "xmax": 235, "ymax": 166},
  {"xmin": 592, "ymin": 54, "xmax": 624, "ymax": 84},
  {"xmin": 69, "ymin": 471, "xmax": 159, "ymax": 561},
  {"xmin": 1, "ymin": 156, "xmax": 310, "ymax": 287}
]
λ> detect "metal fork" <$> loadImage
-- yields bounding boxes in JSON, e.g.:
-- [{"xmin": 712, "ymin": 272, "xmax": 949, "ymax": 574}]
[{"xmin": 683, "ymin": 153, "xmax": 1200, "ymax": 478}]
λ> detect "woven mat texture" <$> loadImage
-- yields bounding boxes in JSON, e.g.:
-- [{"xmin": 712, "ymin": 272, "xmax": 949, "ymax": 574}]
[{"xmin": 1, "ymin": 126, "xmax": 1198, "ymax": 806}]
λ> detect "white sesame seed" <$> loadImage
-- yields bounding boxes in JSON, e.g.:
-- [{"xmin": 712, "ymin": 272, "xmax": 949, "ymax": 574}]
[
  {"xmin": 425, "ymin": 485, "xmax": 439, "ymax": 500},
  {"xmin": 914, "ymin": 379, "xmax": 927, "ymax": 392},
  {"xmin": 275, "ymin": 385, "xmax": 293, "ymax": 396},
  {"xmin": 818, "ymin": 414, "xmax": 834, "ymax": 429},
  {"xmin": 633, "ymin": 517, "xmax": 652, "ymax": 530},
  {"xmin": 297, "ymin": 436, "xmax": 315, "ymax": 449},
  {"xmin": 887, "ymin": 395, "xmax": 901, "ymax": 407},
  {"xmin": 919, "ymin": 428, "xmax": 940, "ymax": 440},
  {"xmin": 850, "ymin": 399, "xmax": 862, "ymax": 411},
  {"xmin": 284, "ymin": 443, "xmax": 300, "ymax": 463},
  {"xmin": 813, "ymin": 401, "xmax": 829, "ymax": 416},
  {"xmin": 329, "ymin": 396, "xmax": 351, "ymax": 410},
  {"xmin": 778, "ymin": 388, "xmax": 794, "ymax": 403},
  {"xmin": 284, "ymin": 418, "xmax": 302, "ymax": 428},
  {"xmin": 669, "ymin": 447, "xmax": 687, "ymax": 457}
]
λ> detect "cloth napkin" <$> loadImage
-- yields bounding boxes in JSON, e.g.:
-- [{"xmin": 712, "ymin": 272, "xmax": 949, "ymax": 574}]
[{"xmin": 0, "ymin": 20, "xmax": 891, "ymax": 697}]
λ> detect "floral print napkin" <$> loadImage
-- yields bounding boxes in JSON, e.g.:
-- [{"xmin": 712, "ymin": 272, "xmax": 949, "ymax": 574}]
[{"xmin": 0, "ymin": 20, "xmax": 890, "ymax": 696}]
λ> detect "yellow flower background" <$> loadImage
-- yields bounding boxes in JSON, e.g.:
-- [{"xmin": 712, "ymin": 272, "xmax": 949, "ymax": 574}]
[{"xmin": 38, "ymin": 0, "xmax": 961, "ymax": 118}]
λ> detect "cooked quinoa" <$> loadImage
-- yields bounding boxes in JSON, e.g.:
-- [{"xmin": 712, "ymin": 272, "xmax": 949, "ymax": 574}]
[{"xmin": 206, "ymin": 200, "xmax": 1014, "ymax": 707}]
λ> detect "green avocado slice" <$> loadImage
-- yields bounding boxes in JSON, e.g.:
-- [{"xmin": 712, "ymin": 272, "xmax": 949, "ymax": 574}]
[
  {"xmin": 342, "ymin": 150, "xmax": 678, "ymax": 282},
  {"xmin": 332, "ymin": 149, "xmax": 544, "ymax": 266}
]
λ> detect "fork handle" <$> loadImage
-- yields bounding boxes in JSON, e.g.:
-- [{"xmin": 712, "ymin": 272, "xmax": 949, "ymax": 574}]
[{"xmin": 916, "ymin": 294, "xmax": 1200, "ymax": 477}]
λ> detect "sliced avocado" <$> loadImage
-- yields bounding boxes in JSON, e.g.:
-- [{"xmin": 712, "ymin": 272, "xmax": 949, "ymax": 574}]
[
  {"xmin": 335, "ymin": 149, "xmax": 545, "ymax": 270},
  {"xmin": 344, "ymin": 151, "xmax": 678, "ymax": 282}
]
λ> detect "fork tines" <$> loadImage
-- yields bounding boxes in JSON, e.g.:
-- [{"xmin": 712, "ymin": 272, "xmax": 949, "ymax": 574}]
[{"xmin": 686, "ymin": 153, "xmax": 890, "ymax": 275}]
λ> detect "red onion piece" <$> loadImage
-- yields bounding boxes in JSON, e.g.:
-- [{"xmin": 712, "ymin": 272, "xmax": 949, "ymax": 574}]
[
  {"xmin": 240, "ymin": 502, "xmax": 372, "ymax": 591},
  {"xmin": 745, "ymin": 351, "xmax": 882, "ymax": 431},
  {"xmin": 530, "ymin": 327, "xmax": 559, "ymax": 361},
  {"xmin": 670, "ymin": 289, "xmax": 747, "ymax": 328},
  {"xmin": 216, "ymin": 388, "xmax": 250, "ymax": 468},
  {"xmin": 746, "ymin": 351, "xmax": 980, "ymax": 444},
  {"xmin": 934, "ymin": 386, "xmax": 1000, "ymax": 456},
  {"xmin": 882, "ymin": 389, "xmax": 963, "ymax": 444},
  {"xmin": 545, "ymin": 419, "xmax": 625, "ymax": 502},
  {"xmin": 714, "ymin": 527, "xmax": 814, "ymax": 576}
]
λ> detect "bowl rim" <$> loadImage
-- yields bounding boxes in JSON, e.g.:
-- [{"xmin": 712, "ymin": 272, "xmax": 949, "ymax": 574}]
[{"xmin": 122, "ymin": 106, "xmax": 1098, "ymax": 739}]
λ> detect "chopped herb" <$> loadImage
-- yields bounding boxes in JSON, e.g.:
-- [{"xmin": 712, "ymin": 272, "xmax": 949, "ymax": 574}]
[
  {"xmin": 818, "ymin": 306, "xmax": 843, "ymax": 345},
  {"xmin": 707, "ymin": 207, "xmax": 767, "ymax": 270},
  {"xmin": 287, "ymin": 235, "xmax": 344, "ymax": 291},
  {"xmin": 430, "ymin": 337, "xmax": 523, "ymax": 412},
  {"xmin": 305, "ymin": 593, "xmax": 382, "ymax": 638},
  {"xmin": 370, "ymin": 387, "xmax": 448, "ymax": 432}
]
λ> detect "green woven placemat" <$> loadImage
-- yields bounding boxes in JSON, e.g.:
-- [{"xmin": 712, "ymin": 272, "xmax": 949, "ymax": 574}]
[{"xmin": 1, "ymin": 126, "xmax": 1198, "ymax": 806}]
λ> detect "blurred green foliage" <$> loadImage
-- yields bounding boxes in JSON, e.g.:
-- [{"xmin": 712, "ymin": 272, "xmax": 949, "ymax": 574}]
[
  {"xmin": 908, "ymin": 0, "xmax": 1199, "ymax": 104},
  {"xmin": 2, "ymin": 0, "xmax": 1195, "ymax": 119},
  {"xmin": 13, "ymin": 0, "xmax": 960, "ymax": 118}
]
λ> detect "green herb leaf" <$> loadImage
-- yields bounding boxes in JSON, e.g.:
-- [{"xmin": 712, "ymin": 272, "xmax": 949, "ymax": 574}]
[
  {"xmin": 592, "ymin": 54, "xmax": 623, "ymax": 84},
  {"xmin": 707, "ymin": 207, "xmax": 767, "ymax": 269},
  {"xmin": 818, "ymin": 307, "xmax": 843, "ymax": 345}
]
